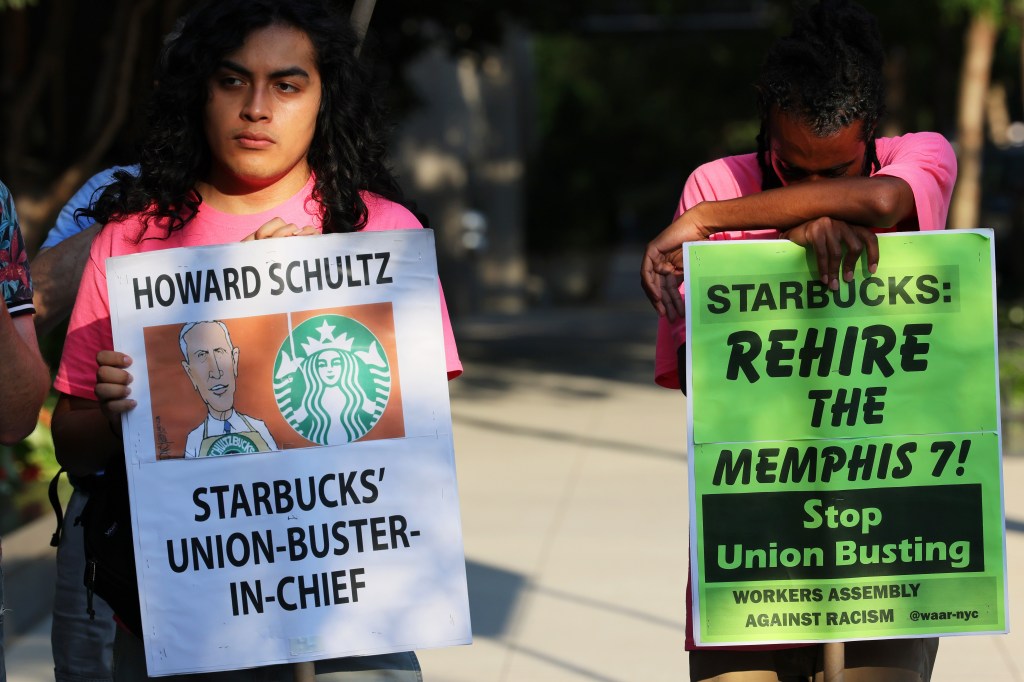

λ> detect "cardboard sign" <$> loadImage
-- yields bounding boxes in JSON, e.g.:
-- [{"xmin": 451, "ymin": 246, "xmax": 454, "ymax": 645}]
[
  {"xmin": 684, "ymin": 230, "xmax": 1007, "ymax": 645},
  {"xmin": 107, "ymin": 230, "xmax": 471, "ymax": 675}
]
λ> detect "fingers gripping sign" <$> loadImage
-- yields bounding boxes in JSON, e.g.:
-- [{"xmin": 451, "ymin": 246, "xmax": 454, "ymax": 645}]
[
  {"xmin": 784, "ymin": 217, "xmax": 879, "ymax": 291},
  {"xmin": 640, "ymin": 242, "xmax": 685, "ymax": 321},
  {"xmin": 96, "ymin": 350, "xmax": 136, "ymax": 432},
  {"xmin": 640, "ymin": 209, "xmax": 716, "ymax": 321},
  {"xmin": 242, "ymin": 216, "xmax": 318, "ymax": 242}
]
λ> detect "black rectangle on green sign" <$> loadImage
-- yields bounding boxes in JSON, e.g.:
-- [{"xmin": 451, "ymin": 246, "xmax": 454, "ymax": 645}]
[{"xmin": 702, "ymin": 485, "xmax": 982, "ymax": 582}]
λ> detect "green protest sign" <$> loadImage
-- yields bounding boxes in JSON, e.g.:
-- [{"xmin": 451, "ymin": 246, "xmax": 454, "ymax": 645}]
[{"xmin": 684, "ymin": 230, "xmax": 1007, "ymax": 645}]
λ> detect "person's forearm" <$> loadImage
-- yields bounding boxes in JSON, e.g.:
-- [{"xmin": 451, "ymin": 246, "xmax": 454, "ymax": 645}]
[
  {"xmin": 689, "ymin": 175, "xmax": 915, "ymax": 234},
  {"xmin": 0, "ymin": 311, "xmax": 49, "ymax": 443},
  {"xmin": 31, "ymin": 223, "xmax": 100, "ymax": 337},
  {"xmin": 51, "ymin": 394, "xmax": 122, "ymax": 475}
]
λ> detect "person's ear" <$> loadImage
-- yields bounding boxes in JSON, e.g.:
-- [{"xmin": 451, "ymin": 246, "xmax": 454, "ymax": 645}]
[{"xmin": 232, "ymin": 347, "xmax": 240, "ymax": 376}]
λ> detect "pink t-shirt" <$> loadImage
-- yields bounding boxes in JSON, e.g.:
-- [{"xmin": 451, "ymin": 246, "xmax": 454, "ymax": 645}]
[
  {"xmin": 55, "ymin": 176, "xmax": 462, "ymax": 399},
  {"xmin": 654, "ymin": 132, "xmax": 957, "ymax": 390},
  {"xmin": 659, "ymin": 132, "xmax": 956, "ymax": 651}
]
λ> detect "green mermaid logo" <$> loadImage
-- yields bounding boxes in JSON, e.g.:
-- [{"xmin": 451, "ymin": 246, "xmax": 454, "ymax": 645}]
[{"xmin": 273, "ymin": 315, "xmax": 391, "ymax": 444}]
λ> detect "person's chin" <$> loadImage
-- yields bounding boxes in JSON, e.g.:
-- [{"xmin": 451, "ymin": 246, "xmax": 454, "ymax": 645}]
[{"xmin": 207, "ymin": 398, "xmax": 235, "ymax": 414}]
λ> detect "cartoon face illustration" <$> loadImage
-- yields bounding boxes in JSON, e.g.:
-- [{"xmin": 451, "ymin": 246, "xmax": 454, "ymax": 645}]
[{"xmin": 180, "ymin": 321, "xmax": 240, "ymax": 417}]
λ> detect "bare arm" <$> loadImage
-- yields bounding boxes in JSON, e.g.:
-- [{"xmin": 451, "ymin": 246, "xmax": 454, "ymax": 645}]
[
  {"xmin": 641, "ymin": 175, "xmax": 913, "ymax": 316},
  {"xmin": 665, "ymin": 175, "xmax": 912, "ymax": 242},
  {"xmin": 31, "ymin": 223, "xmax": 101, "ymax": 337},
  {"xmin": 0, "ymin": 309, "xmax": 50, "ymax": 443},
  {"xmin": 51, "ymin": 351, "xmax": 135, "ymax": 475}
]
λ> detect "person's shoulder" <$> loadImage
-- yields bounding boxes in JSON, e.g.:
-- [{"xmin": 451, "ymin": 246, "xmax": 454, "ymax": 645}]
[
  {"xmin": 93, "ymin": 210, "xmax": 169, "ymax": 255},
  {"xmin": 875, "ymin": 132, "xmax": 954, "ymax": 162},
  {"xmin": 84, "ymin": 164, "xmax": 138, "ymax": 191},
  {"xmin": 360, "ymin": 192, "xmax": 423, "ymax": 232},
  {"xmin": 684, "ymin": 152, "xmax": 762, "ymax": 203},
  {"xmin": 691, "ymin": 152, "xmax": 760, "ymax": 177}
]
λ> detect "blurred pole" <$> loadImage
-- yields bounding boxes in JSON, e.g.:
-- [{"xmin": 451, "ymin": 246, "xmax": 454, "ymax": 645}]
[
  {"xmin": 823, "ymin": 642, "xmax": 845, "ymax": 682},
  {"xmin": 293, "ymin": 662, "xmax": 315, "ymax": 682},
  {"xmin": 351, "ymin": 0, "xmax": 378, "ymax": 56}
]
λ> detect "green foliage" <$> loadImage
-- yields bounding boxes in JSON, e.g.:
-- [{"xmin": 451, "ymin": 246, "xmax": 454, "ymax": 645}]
[
  {"xmin": 936, "ymin": 0, "xmax": 1004, "ymax": 23},
  {"xmin": 527, "ymin": 22, "xmax": 776, "ymax": 254},
  {"xmin": 0, "ymin": 0, "xmax": 38, "ymax": 9},
  {"xmin": 524, "ymin": 1, "xmax": 971, "ymax": 256},
  {"xmin": 1000, "ymin": 307, "xmax": 1024, "ymax": 400},
  {"xmin": 0, "ymin": 410, "xmax": 59, "ymax": 535}
]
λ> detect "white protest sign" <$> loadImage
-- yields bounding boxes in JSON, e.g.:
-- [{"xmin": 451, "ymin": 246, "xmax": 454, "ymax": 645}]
[{"xmin": 106, "ymin": 229, "xmax": 471, "ymax": 676}]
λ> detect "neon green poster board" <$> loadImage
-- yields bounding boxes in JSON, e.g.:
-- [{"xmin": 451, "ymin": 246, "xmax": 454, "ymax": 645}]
[{"xmin": 683, "ymin": 230, "xmax": 1007, "ymax": 645}]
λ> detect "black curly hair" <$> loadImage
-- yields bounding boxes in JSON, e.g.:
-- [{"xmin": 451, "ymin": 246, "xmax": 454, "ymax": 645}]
[
  {"xmin": 755, "ymin": 0, "xmax": 886, "ymax": 191},
  {"xmin": 84, "ymin": 0, "xmax": 404, "ymax": 235}
]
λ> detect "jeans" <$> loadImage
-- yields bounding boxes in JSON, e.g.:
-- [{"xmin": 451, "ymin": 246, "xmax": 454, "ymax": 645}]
[
  {"xmin": 113, "ymin": 629, "xmax": 423, "ymax": 681},
  {"xmin": 52, "ymin": 486, "xmax": 116, "ymax": 682}
]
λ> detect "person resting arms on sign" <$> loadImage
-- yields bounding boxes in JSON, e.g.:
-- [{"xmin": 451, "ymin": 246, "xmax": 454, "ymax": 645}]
[{"xmin": 640, "ymin": 1, "xmax": 955, "ymax": 680}]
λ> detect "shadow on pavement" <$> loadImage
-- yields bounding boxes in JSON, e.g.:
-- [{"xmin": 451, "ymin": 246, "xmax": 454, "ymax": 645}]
[
  {"xmin": 465, "ymin": 560, "xmax": 523, "ymax": 638},
  {"xmin": 454, "ymin": 414, "xmax": 684, "ymax": 463}
]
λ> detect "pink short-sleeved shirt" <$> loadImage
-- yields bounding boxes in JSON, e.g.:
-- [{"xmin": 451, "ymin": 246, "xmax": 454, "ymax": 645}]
[
  {"xmin": 54, "ymin": 176, "xmax": 462, "ymax": 399},
  {"xmin": 654, "ymin": 132, "xmax": 957, "ymax": 389}
]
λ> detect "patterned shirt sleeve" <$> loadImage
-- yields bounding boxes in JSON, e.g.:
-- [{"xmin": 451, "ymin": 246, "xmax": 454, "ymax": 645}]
[{"xmin": 0, "ymin": 180, "xmax": 35, "ymax": 315}]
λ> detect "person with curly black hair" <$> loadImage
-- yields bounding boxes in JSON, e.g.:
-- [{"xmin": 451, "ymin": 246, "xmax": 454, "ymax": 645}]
[
  {"xmin": 50, "ymin": 0, "xmax": 460, "ymax": 679},
  {"xmin": 641, "ymin": 1, "xmax": 955, "ymax": 680},
  {"xmin": 84, "ymin": 1, "xmax": 406, "ymax": 237},
  {"xmin": 641, "ymin": 0, "xmax": 955, "ymax": 329}
]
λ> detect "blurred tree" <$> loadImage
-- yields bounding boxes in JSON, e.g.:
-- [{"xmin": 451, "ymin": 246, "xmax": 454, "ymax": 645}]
[
  {"xmin": 0, "ymin": 0, "xmax": 190, "ymax": 247},
  {"xmin": 526, "ymin": 2, "xmax": 783, "ymax": 269},
  {"xmin": 945, "ymin": 0, "xmax": 1003, "ymax": 229},
  {"xmin": 523, "ymin": 0, "xmax": 968, "ymax": 269},
  {"xmin": 0, "ymin": 0, "xmax": 592, "ymax": 248},
  {"xmin": 0, "ymin": 0, "xmax": 1013, "ymax": 271}
]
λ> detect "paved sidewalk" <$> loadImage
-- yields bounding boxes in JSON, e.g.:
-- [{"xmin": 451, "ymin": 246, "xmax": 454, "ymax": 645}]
[
  {"xmin": 6, "ymin": 294, "xmax": 1023, "ymax": 681},
  {"xmin": 422, "ymin": 303, "xmax": 1024, "ymax": 682}
]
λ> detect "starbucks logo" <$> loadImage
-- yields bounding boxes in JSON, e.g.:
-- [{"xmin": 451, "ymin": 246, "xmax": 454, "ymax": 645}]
[
  {"xmin": 206, "ymin": 433, "xmax": 260, "ymax": 457},
  {"xmin": 273, "ymin": 315, "xmax": 391, "ymax": 444}
]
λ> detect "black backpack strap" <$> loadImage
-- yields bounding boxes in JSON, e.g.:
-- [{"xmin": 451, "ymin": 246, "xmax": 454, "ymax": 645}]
[{"xmin": 49, "ymin": 467, "xmax": 66, "ymax": 548}]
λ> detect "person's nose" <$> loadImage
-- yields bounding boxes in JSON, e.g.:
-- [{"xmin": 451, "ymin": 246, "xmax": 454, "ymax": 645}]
[
  {"xmin": 241, "ymin": 86, "xmax": 271, "ymax": 122},
  {"xmin": 209, "ymin": 355, "xmax": 224, "ymax": 378}
]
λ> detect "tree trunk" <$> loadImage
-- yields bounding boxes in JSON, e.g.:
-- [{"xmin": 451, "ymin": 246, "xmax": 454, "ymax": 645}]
[
  {"xmin": 949, "ymin": 10, "xmax": 999, "ymax": 229},
  {"xmin": 12, "ymin": 0, "xmax": 155, "ymax": 249}
]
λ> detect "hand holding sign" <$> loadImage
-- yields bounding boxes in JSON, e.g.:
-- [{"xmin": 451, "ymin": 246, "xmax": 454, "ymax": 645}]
[
  {"xmin": 781, "ymin": 217, "xmax": 879, "ymax": 291},
  {"xmin": 242, "ymin": 217, "xmax": 319, "ymax": 242},
  {"xmin": 684, "ymin": 231, "xmax": 1007, "ymax": 646},
  {"xmin": 640, "ymin": 210, "xmax": 716, "ymax": 320},
  {"xmin": 95, "ymin": 350, "xmax": 136, "ymax": 428}
]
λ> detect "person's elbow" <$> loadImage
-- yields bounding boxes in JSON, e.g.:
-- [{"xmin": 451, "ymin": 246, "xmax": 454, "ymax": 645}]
[
  {"xmin": 51, "ymin": 395, "xmax": 113, "ymax": 475},
  {"xmin": 51, "ymin": 423, "xmax": 93, "ymax": 475},
  {"xmin": 0, "ymin": 422, "xmax": 34, "ymax": 445},
  {"xmin": 867, "ymin": 177, "xmax": 915, "ymax": 228},
  {"xmin": 0, "ymin": 362, "xmax": 49, "ymax": 444},
  {"xmin": 0, "ymin": 399, "xmax": 44, "ymax": 445}
]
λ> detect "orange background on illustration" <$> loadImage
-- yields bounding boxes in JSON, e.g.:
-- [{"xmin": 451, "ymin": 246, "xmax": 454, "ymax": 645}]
[{"xmin": 143, "ymin": 303, "xmax": 404, "ymax": 459}]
